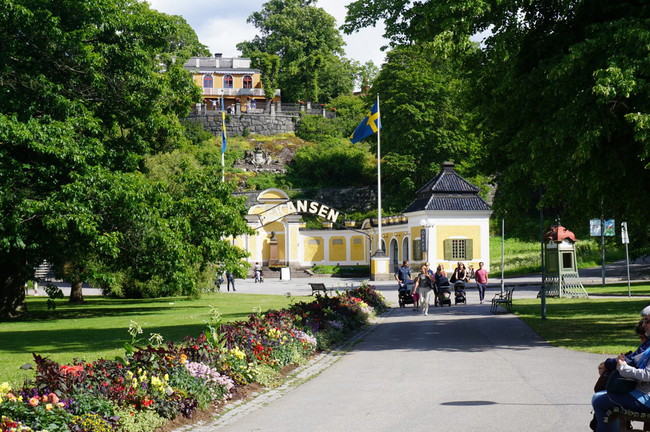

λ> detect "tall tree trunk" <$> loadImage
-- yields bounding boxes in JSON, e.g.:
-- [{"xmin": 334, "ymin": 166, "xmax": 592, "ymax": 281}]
[
  {"xmin": 0, "ymin": 257, "xmax": 31, "ymax": 319},
  {"xmin": 69, "ymin": 279, "xmax": 84, "ymax": 304}
]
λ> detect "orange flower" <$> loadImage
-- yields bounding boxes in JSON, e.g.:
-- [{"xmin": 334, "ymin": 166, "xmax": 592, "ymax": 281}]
[
  {"xmin": 28, "ymin": 396, "xmax": 39, "ymax": 407},
  {"xmin": 48, "ymin": 393, "xmax": 60, "ymax": 404}
]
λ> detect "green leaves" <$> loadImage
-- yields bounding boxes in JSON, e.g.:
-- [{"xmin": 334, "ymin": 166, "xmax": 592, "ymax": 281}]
[
  {"xmin": 237, "ymin": 0, "xmax": 354, "ymax": 102},
  {"xmin": 0, "ymin": 0, "xmax": 248, "ymax": 316}
]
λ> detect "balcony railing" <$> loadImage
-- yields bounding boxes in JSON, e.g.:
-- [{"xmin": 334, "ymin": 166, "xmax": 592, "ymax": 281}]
[{"xmin": 201, "ymin": 87, "xmax": 280, "ymax": 97}]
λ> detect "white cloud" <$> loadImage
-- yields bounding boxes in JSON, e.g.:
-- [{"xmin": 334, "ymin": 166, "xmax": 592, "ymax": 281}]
[{"xmin": 147, "ymin": 0, "xmax": 387, "ymax": 67}]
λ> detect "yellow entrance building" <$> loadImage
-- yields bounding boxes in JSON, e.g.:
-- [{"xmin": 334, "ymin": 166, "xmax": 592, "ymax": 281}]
[{"xmin": 232, "ymin": 162, "xmax": 492, "ymax": 276}]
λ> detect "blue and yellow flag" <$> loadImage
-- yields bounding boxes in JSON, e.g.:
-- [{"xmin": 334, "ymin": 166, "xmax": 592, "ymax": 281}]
[
  {"xmin": 350, "ymin": 101, "xmax": 381, "ymax": 143},
  {"xmin": 220, "ymin": 97, "xmax": 227, "ymax": 154}
]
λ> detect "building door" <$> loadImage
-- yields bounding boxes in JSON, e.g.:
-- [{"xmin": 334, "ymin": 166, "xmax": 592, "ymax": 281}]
[{"xmin": 390, "ymin": 238, "xmax": 398, "ymax": 272}]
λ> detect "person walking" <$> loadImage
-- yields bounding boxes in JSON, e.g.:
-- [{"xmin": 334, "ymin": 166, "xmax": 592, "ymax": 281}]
[
  {"xmin": 413, "ymin": 265, "xmax": 435, "ymax": 316},
  {"xmin": 475, "ymin": 262, "xmax": 489, "ymax": 304},
  {"xmin": 394, "ymin": 260, "xmax": 412, "ymax": 288},
  {"xmin": 254, "ymin": 262, "xmax": 263, "ymax": 283},
  {"xmin": 226, "ymin": 271, "xmax": 236, "ymax": 292}
]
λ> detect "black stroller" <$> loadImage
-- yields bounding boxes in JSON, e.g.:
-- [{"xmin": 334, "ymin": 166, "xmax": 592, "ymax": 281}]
[
  {"xmin": 436, "ymin": 276, "xmax": 452, "ymax": 307},
  {"xmin": 454, "ymin": 281, "xmax": 467, "ymax": 305},
  {"xmin": 398, "ymin": 281, "xmax": 415, "ymax": 308}
]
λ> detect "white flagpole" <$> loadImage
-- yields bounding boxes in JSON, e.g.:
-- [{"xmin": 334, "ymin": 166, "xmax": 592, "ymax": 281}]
[
  {"xmin": 376, "ymin": 94, "xmax": 382, "ymax": 254},
  {"xmin": 221, "ymin": 92, "xmax": 225, "ymax": 182}
]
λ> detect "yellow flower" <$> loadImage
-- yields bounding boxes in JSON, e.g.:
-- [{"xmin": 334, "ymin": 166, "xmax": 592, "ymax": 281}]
[{"xmin": 45, "ymin": 403, "xmax": 53, "ymax": 410}]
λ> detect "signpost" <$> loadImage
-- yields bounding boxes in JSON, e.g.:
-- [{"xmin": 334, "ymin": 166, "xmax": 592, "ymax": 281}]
[
  {"xmin": 590, "ymin": 217, "xmax": 615, "ymax": 288},
  {"xmin": 622, "ymin": 222, "xmax": 631, "ymax": 297}
]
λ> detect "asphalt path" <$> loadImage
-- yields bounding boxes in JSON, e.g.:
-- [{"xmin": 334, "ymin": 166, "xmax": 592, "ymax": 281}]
[{"xmin": 177, "ymin": 277, "xmax": 614, "ymax": 432}]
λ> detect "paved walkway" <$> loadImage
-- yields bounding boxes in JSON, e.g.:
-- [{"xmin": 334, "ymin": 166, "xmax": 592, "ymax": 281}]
[{"xmin": 172, "ymin": 274, "xmax": 635, "ymax": 432}]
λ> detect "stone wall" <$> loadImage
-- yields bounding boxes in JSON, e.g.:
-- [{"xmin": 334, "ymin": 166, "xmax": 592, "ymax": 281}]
[{"xmin": 186, "ymin": 112, "xmax": 298, "ymax": 137}]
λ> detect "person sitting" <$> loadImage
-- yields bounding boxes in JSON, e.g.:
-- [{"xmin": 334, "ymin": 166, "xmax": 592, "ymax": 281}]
[
  {"xmin": 590, "ymin": 308, "xmax": 650, "ymax": 431},
  {"xmin": 592, "ymin": 345, "xmax": 650, "ymax": 432}
]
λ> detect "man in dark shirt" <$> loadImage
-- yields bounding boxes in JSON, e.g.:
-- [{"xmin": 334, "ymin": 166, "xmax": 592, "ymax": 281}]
[{"xmin": 394, "ymin": 260, "xmax": 412, "ymax": 288}]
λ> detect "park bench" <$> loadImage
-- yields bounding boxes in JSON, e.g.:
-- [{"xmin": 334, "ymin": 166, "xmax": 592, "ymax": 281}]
[
  {"xmin": 309, "ymin": 282, "xmax": 333, "ymax": 296},
  {"xmin": 490, "ymin": 288, "xmax": 515, "ymax": 314},
  {"xmin": 604, "ymin": 407, "xmax": 650, "ymax": 431}
]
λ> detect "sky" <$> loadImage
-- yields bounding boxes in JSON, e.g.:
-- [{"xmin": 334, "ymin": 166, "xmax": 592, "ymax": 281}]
[{"xmin": 146, "ymin": 0, "xmax": 388, "ymax": 67}]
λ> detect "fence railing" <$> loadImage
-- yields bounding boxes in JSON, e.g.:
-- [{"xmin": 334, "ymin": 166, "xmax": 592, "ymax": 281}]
[{"xmin": 189, "ymin": 102, "xmax": 336, "ymax": 118}]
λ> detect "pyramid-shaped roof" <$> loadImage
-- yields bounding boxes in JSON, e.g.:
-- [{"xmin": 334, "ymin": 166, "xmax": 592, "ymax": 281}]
[{"xmin": 403, "ymin": 162, "xmax": 491, "ymax": 213}]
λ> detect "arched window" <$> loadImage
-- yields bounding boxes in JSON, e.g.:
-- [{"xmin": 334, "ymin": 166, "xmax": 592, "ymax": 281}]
[
  {"xmin": 243, "ymin": 75, "xmax": 253, "ymax": 89},
  {"xmin": 223, "ymin": 75, "xmax": 233, "ymax": 88},
  {"xmin": 203, "ymin": 74, "xmax": 213, "ymax": 88}
]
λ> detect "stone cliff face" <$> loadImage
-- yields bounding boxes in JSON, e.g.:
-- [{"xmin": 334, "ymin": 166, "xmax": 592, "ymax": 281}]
[{"xmin": 186, "ymin": 112, "xmax": 297, "ymax": 137}]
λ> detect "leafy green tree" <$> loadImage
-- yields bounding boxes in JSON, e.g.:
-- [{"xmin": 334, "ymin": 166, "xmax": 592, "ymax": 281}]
[
  {"xmin": 285, "ymin": 141, "xmax": 376, "ymax": 188},
  {"xmin": 249, "ymin": 52, "xmax": 282, "ymax": 107},
  {"xmin": 369, "ymin": 37, "xmax": 481, "ymax": 209},
  {"xmin": 0, "ymin": 0, "xmax": 228, "ymax": 318},
  {"xmin": 237, "ymin": 0, "xmax": 355, "ymax": 103},
  {"xmin": 344, "ymin": 0, "xmax": 650, "ymax": 248}
]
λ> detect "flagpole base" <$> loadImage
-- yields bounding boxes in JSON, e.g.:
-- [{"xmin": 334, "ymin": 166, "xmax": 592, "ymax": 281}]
[{"xmin": 370, "ymin": 251, "xmax": 391, "ymax": 281}]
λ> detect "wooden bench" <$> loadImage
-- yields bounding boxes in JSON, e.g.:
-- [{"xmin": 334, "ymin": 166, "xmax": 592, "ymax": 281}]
[
  {"xmin": 605, "ymin": 407, "xmax": 650, "ymax": 431},
  {"xmin": 309, "ymin": 282, "xmax": 332, "ymax": 296},
  {"xmin": 490, "ymin": 288, "xmax": 515, "ymax": 314}
]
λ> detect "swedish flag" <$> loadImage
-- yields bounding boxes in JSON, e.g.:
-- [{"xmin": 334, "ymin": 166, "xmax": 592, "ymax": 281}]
[
  {"xmin": 220, "ymin": 97, "xmax": 227, "ymax": 154},
  {"xmin": 350, "ymin": 101, "xmax": 381, "ymax": 143}
]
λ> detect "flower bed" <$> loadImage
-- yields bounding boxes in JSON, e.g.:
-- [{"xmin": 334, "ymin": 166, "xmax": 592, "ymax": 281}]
[{"xmin": 0, "ymin": 283, "xmax": 388, "ymax": 432}]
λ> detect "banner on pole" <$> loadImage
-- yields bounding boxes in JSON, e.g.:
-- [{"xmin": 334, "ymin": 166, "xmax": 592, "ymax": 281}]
[
  {"xmin": 589, "ymin": 219, "xmax": 601, "ymax": 236},
  {"xmin": 604, "ymin": 219, "xmax": 615, "ymax": 236}
]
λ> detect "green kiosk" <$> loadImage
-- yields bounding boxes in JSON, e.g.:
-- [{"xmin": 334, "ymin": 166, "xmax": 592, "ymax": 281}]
[{"xmin": 543, "ymin": 225, "xmax": 588, "ymax": 298}]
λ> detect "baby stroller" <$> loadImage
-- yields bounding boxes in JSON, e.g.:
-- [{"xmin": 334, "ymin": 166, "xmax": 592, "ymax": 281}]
[
  {"xmin": 454, "ymin": 280, "xmax": 467, "ymax": 305},
  {"xmin": 398, "ymin": 281, "xmax": 415, "ymax": 308},
  {"xmin": 436, "ymin": 277, "xmax": 452, "ymax": 307}
]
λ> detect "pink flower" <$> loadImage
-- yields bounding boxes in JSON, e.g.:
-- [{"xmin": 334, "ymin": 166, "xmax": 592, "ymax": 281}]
[
  {"xmin": 29, "ymin": 396, "xmax": 39, "ymax": 407},
  {"xmin": 48, "ymin": 393, "xmax": 60, "ymax": 404}
]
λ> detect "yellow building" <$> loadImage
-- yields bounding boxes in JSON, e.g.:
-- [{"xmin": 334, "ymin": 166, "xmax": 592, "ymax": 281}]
[
  {"xmin": 232, "ymin": 162, "xmax": 492, "ymax": 275},
  {"xmin": 183, "ymin": 55, "xmax": 280, "ymax": 112}
]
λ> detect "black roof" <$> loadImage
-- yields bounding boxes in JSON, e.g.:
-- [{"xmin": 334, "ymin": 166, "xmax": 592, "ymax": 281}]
[{"xmin": 403, "ymin": 162, "xmax": 491, "ymax": 213}]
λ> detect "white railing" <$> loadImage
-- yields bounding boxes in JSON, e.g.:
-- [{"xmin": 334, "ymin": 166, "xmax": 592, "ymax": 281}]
[{"xmin": 201, "ymin": 87, "xmax": 280, "ymax": 97}]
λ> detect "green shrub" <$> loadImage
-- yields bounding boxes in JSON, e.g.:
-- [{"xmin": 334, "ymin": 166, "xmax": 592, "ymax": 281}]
[{"xmin": 114, "ymin": 407, "xmax": 166, "ymax": 432}]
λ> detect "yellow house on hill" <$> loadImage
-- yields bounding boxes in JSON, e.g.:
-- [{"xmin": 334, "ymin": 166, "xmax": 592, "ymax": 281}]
[
  {"xmin": 231, "ymin": 162, "xmax": 492, "ymax": 276},
  {"xmin": 183, "ymin": 55, "xmax": 280, "ymax": 112}
]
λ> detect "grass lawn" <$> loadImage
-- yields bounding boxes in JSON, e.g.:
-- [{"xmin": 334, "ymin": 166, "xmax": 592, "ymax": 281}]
[
  {"xmin": 489, "ymin": 236, "xmax": 626, "ymax": 277},
  {"xmin": 585, "ymin": 283, "xmax": 650, "ymax": 296},
  {"xmin": 0, "ymin": 293, "xmax": 294, "ymax": 386},
  {"xmin": 515, "ymin": 296, "xmax": 650, "ymax": 355}
]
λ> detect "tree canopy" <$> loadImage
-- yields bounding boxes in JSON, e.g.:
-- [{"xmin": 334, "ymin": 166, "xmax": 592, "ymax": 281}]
[
  {"xmin": 237, "ymin": 0, "xmax": 355, "ymax": 103},
  {"xmin": 369, "ymin": 36, "xmax": 481, "ymax": 210},
  {"xmin": 0, "ymin": 0, "xmax": 248, "ymax": 318},
  {"xmin": 344, "ymin": 0, "xmax": 650, "ymax": 246}
]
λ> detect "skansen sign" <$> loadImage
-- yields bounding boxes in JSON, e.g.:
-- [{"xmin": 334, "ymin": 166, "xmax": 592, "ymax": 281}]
[{"xmin": 257, "ymin": 200, "xmax": 342, "ymax": 227}]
